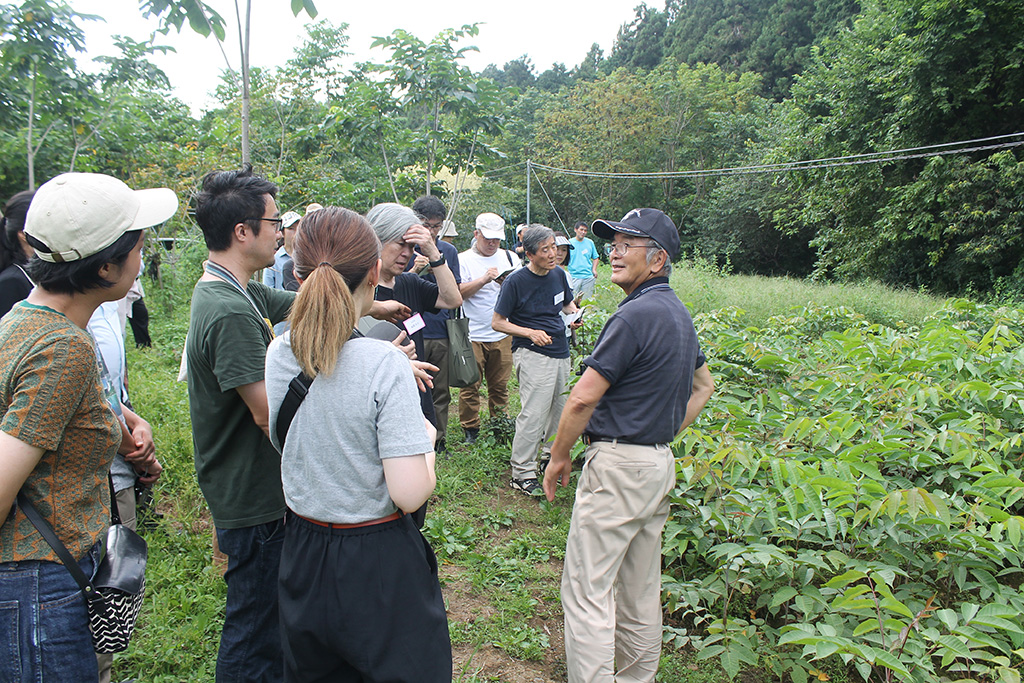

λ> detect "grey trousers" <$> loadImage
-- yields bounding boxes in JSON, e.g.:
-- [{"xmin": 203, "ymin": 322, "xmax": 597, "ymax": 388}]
[{"xmin": 509, "ymin": 348, "xmax": 570, "ymax": 480}]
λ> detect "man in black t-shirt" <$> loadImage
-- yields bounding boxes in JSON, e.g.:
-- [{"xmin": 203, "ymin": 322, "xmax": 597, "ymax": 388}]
[
  {"xmin": 407, "ymin": 195, "xmax": 462, "ymax": 451},
  {"xmin": 366, "ymin": 203, "xmax": 462, "ymax": 425},
  {"xmin": 493, "ymin": 225, "xmax": 580, "ymax": 496},
  {"xmin": 543, "ymin": 209, "xmax": 714, "ymax": 683}
]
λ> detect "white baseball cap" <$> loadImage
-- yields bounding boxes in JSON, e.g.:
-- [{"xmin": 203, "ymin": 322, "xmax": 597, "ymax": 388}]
[
  {"xmin": 25, "ymin": 173, "xmax": 178, "ymax": 263},
  {"xmin": 439, "ymin": 219, "xmax": 458, "ymax": 237},
  {"xmin": 281, "ymin": 211, "xmax": 302, "ymax": 229},
  {"xmin": 475, "ymin": 212, "xmax": 505, "ymax": 240}
]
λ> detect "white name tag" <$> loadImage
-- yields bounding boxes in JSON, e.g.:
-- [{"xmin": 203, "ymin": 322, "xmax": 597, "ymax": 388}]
[
  {"xmin": 403, "ymin": 313, "xmax": 426, "ymax": 336},
  {"xmin": 554, "ymin": 292, "xmax": 563, "ymax": 307}
]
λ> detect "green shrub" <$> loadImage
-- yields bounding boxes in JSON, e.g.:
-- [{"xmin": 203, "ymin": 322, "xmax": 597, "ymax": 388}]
[{"xmin": 664, "ymin": 299, "xmax": 1024, "ymax": 682}]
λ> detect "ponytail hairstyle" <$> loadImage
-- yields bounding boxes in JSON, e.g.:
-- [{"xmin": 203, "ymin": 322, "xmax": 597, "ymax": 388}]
[
  {"xmin": 289, "ymin": 207, "xmax": 381, "ymax": 377},
  {"xmin": 1, "ymin": 190, "xmax": 34, "ymax": 272}
]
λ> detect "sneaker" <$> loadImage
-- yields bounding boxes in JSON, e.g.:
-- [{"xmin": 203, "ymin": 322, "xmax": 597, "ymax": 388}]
[
  {"xmin": 511, "ymin": 478, "xmax": 544, "ymax": 497},
  {"xmin": 538, "ymin": 454, "xmax": 551, "ymax": 475},
  {"xmin": 463, "ymin": 428, "xmax": 479, "ymax": 444}
]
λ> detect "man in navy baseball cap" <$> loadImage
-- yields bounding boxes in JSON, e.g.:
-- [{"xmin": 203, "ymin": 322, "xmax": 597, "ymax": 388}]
[
  {"xmin": 545, "ymin": 205, "xmax": 713, "ymax": 682},
  {"xmin": 591, "ymin": 207, "xmax": 680, "ymax": 261}
]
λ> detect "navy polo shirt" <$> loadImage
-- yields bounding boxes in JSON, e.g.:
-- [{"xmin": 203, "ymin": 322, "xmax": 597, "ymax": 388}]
[
  {"xmin": 404, "ymin": 239, "xmax": 461, "ymax": 340},
  {"xmin": 494, "ymin": 266, "xmax": 574, "ymax": 359},
  {"xmin": 582, "ymin": 277, "xmax": 706, "ymax": 444}
]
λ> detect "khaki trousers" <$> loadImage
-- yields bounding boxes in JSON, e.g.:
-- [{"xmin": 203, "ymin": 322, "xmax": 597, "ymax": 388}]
[
  {"xmin": 97, "ymin": 486, "xmax": 138, "ymax": 683},
  {"xmin": 509, "ymin": 348, "xmax": 570, "ymax": 480},
  {"xmin": 423, "ymin": 337, "xmax": 450, "ymax": 444},
  {"xmin": 458, "ymin": 337, "xmax": 513, "ymax": 430},
  {"xmin": 562, "ymin": 441, "xmax": 675, "ymax": 683}
]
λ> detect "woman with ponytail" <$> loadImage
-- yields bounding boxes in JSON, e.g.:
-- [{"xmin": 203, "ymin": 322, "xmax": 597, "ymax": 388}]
[
  {"xmin": 0, "ymin": 191, "xmax": 36, "ymax": 316},
  {"xmin": 264, "ymin": 207, "xmax": 451, "ymax": 683}
]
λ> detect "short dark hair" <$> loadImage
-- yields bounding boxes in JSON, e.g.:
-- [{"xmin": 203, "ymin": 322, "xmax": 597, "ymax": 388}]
[
  {"xmin": 412, "ymin": 195, "xmax": 446, "ymax": 222},
  {"xmin": 575, "ymin": 221, "xmax": 587, "ymax": 230},
  {"xmin": 1, "ymin": 190, "xmax": 34, "ymax": 271},
  {"xmin": 195, "ymin": 165, "xmax": 277, "ymax": 252},
  {"xmin": 26, "ymin": 229, "xmax": 141, "ymax": 295}
]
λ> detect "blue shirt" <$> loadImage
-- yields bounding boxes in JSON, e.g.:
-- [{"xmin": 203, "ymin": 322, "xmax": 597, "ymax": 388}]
[
  {"xmin": 582, "ymin": 277, "xmax": 706, "ymax": 444},
  {"xmin": 494, "ymin": 266, "xmax": 574, "ymax": 359},
  {"xmin": 263, "ymin": 246, "xmax": 291, "ymax": 290},
  {"xmin": 568, "ymin": 236, "xmax": 599, "ymax": 280}
]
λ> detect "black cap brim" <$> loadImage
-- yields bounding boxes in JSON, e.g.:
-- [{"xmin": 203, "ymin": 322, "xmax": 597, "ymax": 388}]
[{"xmin": 591, "ymin": 219, "xmax": 648, "ymax": 241}]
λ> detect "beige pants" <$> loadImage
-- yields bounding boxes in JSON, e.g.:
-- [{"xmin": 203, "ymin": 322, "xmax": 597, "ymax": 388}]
[
  {"xmin": 561, "ymin": 441, "xmax": 675, "ymax": 683},
  {"xmin": 458, "ymin": 337, "xmax": 513, "ymax": 430},
  {"xmin": 97, "ymin": 486, "xmax": 137, "ymax": 683},
  {"xmin": 509, "ymin": 348, "xmax": 570, "ymax": 480}
]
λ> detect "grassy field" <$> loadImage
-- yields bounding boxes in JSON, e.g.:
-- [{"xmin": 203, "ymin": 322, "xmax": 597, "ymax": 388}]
[{"xmin": 112, "ymin": 255, "xmax": 964, "ymax": 682}]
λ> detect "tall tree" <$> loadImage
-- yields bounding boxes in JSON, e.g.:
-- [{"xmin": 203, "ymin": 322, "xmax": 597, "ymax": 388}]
[
  {"xmin": 0, "ymin": 0, "xmax": 98, "ymax": 189},
  {"xmin": 139, "ymin": 0, "xmax": 318, "ymax": 165},
  {"xmin": 371, "ymin": 24, "xmax": 506, "ymax": 197}
]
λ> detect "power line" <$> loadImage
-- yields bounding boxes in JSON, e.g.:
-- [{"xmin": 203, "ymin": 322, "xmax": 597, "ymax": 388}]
[
  {"xmin": 529, "ymin": 165, "xmax": 568, "ymax": 235},
  {"xmin": 526, "ymin": 132, "xmax": 1024, "ymax": 180}
]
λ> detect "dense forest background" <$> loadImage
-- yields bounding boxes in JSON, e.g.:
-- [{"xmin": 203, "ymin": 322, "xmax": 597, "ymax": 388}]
[{"xmin": 1, "ymin": 0, "xmax": 1022, "ymax": 297}]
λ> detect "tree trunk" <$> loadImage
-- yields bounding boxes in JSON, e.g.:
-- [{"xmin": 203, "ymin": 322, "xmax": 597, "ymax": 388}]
[
  {"xmin": 236, "ymin": 0, "xmax": 252, "ymax": 165},
  {"xmin": 27, "ymin": 64, "xmax": 37, "ymax": 191}
]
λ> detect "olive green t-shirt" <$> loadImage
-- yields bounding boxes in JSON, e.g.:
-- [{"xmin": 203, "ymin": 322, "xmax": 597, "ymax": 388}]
[{"xmin": 186, "ymin": 279, "xmax": 294, "ymax": 528}]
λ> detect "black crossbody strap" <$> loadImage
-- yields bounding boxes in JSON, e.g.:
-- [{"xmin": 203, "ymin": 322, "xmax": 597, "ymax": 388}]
[
  {"xmin": 275, "ymin": 371, "xmax": 315, "ymax": 449},
  {"xmin": 16, "ymin": 491, "xmax": 102, "ymax": 603},
  {"xmin": 275, "ymin": 329, "xmax": 367, "ymax": 448}
]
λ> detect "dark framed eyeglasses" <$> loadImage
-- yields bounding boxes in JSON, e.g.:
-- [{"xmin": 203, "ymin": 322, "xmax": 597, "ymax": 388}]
[{"xmin": 247, "ymin": 217, "xmax": 284, "ymax": 228}]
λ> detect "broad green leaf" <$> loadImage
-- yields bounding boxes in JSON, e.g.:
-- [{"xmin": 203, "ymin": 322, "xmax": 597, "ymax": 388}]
[
  {"xmin": 771, "ymin": 587, "xmax": 798, "ymax": 608},
  {"xmin": 825, "ymin": 569, "xmax": 867, "ymax": 588}
]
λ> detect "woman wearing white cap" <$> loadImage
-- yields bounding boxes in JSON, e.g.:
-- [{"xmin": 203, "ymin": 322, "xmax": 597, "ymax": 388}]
[{"xmin": 0, "ymin": 172, "xmax": 177, "ymax": 681}]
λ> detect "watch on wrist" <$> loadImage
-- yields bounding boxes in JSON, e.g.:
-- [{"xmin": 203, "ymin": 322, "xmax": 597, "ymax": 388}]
[{"xmin": 428, "ymin": 254, "xmax": 446, "ymax": 268}]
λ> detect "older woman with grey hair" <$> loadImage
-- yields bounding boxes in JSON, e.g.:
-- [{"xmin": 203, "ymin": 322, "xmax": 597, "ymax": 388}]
[
  {"xmin": 492, "ymin": 224, "xmax": 580, "ymax": 496},
  {"xmin": 366, "ymin": 203, "xmax": 462, "ymax": 425}
]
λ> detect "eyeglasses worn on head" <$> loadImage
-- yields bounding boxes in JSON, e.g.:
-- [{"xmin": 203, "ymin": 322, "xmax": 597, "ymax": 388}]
[{"xmin": 610, "ymin": 241, "xmax": 660, "ymax": 256}]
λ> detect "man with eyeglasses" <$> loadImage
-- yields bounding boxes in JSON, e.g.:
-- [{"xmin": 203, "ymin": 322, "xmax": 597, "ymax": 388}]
[
  {"xmin": 408, "ymin": 195, "xmax": 462, "ymax": 453},
  {"xmin": 493, "ymin": 224, "xmax": 580, "ymax": 496},
  {"xmin": 543, "ymin": 208, "xmax": 715, "ymax": 683},
  {"xmin": 186, "ymin": 166, "xmax": 296, "ymax": 683}
]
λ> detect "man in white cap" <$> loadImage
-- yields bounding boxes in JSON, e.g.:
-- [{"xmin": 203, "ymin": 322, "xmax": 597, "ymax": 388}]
[
  {"xmin": 457, "ymin": 212, "xmax": 520, "ymax": 443},
  {"xmin": 544, "ymin": 208, "xmax": 714, "ymax": 683}
]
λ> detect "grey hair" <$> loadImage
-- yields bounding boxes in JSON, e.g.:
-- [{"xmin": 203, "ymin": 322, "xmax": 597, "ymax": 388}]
[
  {"xmin": 522, "ymin": 224, "xmax": 555, "ymax": 255},
  {"xmin": 365, "ymin": 203, "xmax": 418, "ymax": 244},
  {"xmin": 644, "ymin": 238, "xmax": 672, "ymax": 276}
]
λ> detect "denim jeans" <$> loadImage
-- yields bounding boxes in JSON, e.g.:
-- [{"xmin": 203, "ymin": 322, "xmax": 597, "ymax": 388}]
[
  {"xmin": 215, "ymin": 518, "xmax": 285, "ymax": 683},
  {"xmin": 0, "ymin": 545, "xmax": 100, "ymax": 683}
]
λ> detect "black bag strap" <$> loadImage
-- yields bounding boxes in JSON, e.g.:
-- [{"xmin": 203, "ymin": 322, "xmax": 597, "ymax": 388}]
[
  {"xmin": 505, "ymin": 249, "xmax": 514, "ymax": 267},
  {"xmin": 275, "ymin": 372, "xmax": 314, "ymax": 449},
  {"xmin": 275, "ymin": 329, "xmax": 365, "ymax": 448},
  {"xmin": 16, "ymin": 490, "xmax": 102, "ymax": 603}
]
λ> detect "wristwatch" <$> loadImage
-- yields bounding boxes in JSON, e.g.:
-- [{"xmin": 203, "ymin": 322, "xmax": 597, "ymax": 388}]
[{"xmin": 428, "ymin": 254, "xmax": 446, "ymax": 268}]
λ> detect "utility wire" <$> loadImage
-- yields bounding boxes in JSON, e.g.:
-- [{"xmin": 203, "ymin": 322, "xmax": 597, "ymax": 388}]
[
  {"xmin": 529, "ymin": 165, "xmax": 569, "ymax": 235},
  {"xmin": 528, "ymin": 133, "xmax": 1024, "ymax": 180}
]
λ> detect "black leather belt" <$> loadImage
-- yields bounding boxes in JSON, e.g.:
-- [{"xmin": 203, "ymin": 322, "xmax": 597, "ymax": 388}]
[{"xmin": 582, "ymin": 434, "xmax": 667, "ymax": 447}]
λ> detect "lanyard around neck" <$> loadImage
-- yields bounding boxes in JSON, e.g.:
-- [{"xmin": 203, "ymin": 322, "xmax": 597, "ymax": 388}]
[{"xmin": 204, "ymin": 261, "xmax": 274, "ymax": 337}]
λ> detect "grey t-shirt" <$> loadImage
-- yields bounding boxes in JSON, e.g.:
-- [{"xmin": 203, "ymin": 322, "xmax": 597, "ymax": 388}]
[{"xmin": 265, "ymin": 334, "xmax": 432, "ymax": 524}]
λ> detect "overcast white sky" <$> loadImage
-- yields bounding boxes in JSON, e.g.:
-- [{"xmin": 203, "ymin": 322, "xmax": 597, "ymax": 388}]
[{"xmin": 73, "ymin": 0, "xmax": 642, "ymax": 113}]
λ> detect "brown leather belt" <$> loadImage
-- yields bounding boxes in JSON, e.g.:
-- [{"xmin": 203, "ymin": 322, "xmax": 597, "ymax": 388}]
[{"xmin": 294, "ymin": 510, "xmax": 401, "ymax": 529}]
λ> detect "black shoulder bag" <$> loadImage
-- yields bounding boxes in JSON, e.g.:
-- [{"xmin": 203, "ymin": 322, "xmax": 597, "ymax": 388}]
[{"xmin": 18, "ymin": 474, "xmax": 147, "ymax": 654}]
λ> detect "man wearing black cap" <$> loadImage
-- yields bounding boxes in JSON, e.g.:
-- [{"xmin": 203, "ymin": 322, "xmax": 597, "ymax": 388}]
[{"xmin": 543, "ymin": 208, "xmax": 714, "ymax": 683}]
